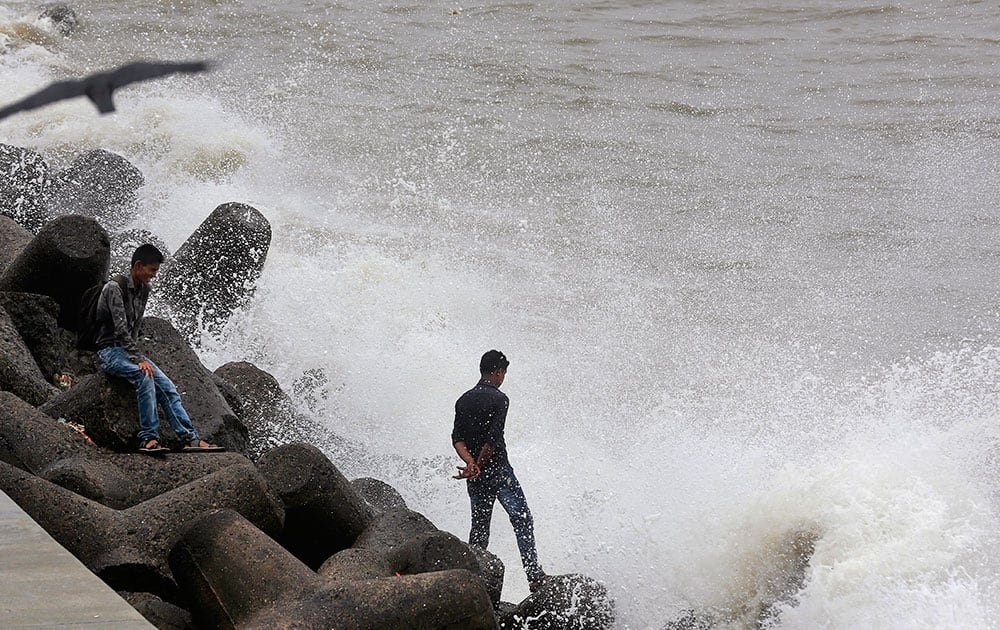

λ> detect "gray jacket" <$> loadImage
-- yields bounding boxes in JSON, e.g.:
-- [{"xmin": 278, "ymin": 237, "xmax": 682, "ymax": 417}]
[{"xmin": 95, "ymin": 274, "xmax": 150, "ymax": 362}]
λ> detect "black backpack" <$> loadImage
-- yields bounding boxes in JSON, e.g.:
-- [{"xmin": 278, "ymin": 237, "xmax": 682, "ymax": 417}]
[{"xmin": 76, "ymin": 275, "xmax": 129, "ymax": 351}]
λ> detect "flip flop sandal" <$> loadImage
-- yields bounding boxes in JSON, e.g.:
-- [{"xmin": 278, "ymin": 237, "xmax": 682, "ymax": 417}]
[
  {"xmin": 138, "ymin": 439, "xmax": 169, "ymax": 454},
  {"xmin": 181, "ymin": 439, "xmax": 226, "ymax": 453}
]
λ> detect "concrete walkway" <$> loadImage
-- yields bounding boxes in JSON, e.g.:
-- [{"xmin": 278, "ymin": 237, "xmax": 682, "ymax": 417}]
[{"xmin": 0, "ymin": 488, "xmax": 153, "ymax": 629}]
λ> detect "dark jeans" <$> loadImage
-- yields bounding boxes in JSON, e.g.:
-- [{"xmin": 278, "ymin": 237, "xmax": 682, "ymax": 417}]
[{"xmin": 467, "ymin": 462, "xmax": 543, "ymax": 581}]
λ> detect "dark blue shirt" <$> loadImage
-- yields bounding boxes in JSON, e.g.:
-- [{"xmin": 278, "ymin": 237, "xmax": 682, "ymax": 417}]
[{"xmin": 452, "ymin": 380, "xmax": 509, "ymax": 470}]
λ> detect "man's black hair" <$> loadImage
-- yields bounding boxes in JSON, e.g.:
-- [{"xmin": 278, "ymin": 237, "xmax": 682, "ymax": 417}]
[
  {"xmin": 131, "ymin": 244, "xmax": 164, "ymax": 266},
  {"xmin": 480, "ymin": 349, "xmax": 509, "ymax": 374}
]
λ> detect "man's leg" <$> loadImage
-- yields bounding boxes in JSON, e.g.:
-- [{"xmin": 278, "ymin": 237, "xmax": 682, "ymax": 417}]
[
  {"xmin": 467, "ymin": 475, "xmax": 498, "ymax": 550},
  {"xmin": 95, "ymin": 347, "xmax": 159, "ymax": 442},
  {"xmin": 147, "ymin": 360, "xmax": 199, "ymax": 443},
  {"xmin": 495, "ymin": 465, "xmax": 544, "ymax": 582}
]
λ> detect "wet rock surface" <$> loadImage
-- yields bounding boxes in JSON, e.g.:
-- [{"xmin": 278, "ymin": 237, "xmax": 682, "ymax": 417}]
[
  {"xmin": 158, "ymin": 202, "xmax": 271, "ymax": 341},
  {"xmin": 47, "ymin": 149, "xmax": 144, "ymax": 230},
  {"xmin": 499, "ymin": 574, "xmax": 615, "ymax": 630},
  {"xmin": 0, "ymin": 143, "xmax": 51, "ymax": 233},
  {"xmin": 214, "ymin": 360, "xmax": 306, "ymax": 459}
]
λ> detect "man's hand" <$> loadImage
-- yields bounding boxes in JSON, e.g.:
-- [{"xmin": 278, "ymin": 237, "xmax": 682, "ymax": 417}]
[
  {"xmin": 452, "ymin": 441, "xmax": 480, "ymax": 479},
  {"xmin": 453, "ymin": 462, "xmax": 480, "ymax": 480},
  {"xmin": 137, "ymin": 359, "xmax": 154, "ymax": 378}
]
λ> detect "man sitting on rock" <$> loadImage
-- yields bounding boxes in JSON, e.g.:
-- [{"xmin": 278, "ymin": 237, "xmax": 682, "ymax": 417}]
[
  {"xmin": 94, "ymin": 243, "xmax": 223, "ymax": 454},
  {"xmin": 452, "ymin": 349, "xmax": 548, "ymax": 592}
]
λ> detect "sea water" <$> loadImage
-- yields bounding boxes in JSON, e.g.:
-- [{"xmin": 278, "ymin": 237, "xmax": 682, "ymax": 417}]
[{"xmin": 2, "ymin": 1, "xmax": 1000, "ymax": 627}]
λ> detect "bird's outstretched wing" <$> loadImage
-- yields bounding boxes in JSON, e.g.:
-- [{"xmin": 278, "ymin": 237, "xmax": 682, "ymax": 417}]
[
  {"xmin": 105, "ymin": 61, "xmax": 209, "ymax": 91},
  {"xmin": 0, "ymin": 60, "xmax": 210, "ymax": 121},
  {"xmin": 0, "ymin": 78, "xmax": 88, "ymax": 120}
]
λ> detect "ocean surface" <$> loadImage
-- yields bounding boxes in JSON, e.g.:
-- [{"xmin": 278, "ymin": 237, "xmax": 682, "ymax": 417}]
[{"xmin": 3, "ymin": 1, "xmax": 1000, "ymax": 627}]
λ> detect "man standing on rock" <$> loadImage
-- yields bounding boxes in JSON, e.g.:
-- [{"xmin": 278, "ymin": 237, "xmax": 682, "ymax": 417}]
[
  {"xmin": 452, "ymin": 349, "xmax": 548, "ymax": 592},
  {"xmin": 94, "ymin": 244, "xmax": 223, "ymax": 454}
]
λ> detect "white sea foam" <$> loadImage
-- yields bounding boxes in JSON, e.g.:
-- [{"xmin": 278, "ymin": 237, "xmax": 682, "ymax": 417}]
[{"xmin": 3, "ymin": 1, "xmax": 1000, "ymax": 626}]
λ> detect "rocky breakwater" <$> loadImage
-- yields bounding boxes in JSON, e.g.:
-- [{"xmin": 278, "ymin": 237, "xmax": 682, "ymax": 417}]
[{"xmin": 0, "ymin": 141, "xmax": 615, "ymax": 628}]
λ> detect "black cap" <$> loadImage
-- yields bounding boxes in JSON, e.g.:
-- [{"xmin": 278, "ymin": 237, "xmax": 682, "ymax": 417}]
[{"xmin": 480, "ymin": 349, "xmax": 509, "ymax": 374}]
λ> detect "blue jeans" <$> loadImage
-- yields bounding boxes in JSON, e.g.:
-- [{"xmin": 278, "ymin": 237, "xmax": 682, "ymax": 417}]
[
  {"xmin": 96, "ymin": 346, "xmax": 199, "ymax": 444},
  {"xmin": 467, "ymin": 462, "xmax": 544, "ymax": 581}
]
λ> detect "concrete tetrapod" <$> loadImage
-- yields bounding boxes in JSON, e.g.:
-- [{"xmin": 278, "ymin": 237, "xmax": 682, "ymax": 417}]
[
  {"xmin": 215, "ymin": 360, "xmax": 320, "ymax": 459},
  {"xmin": 0, "ymin": 301, "xmax": 58, "ymax": 405},
  {"xmin": 0, "ymin": 214, "xmax": 110, "ymax": 331},
  {"xmin": 0, "ymin": 290, "xmax": 69, "ymax": 383},
  {"xmin": 386, "ymin": 529, "xmax": 481, "ymax": 576},
  {"xmin": 318, "ymin": 547, "xmax": 395, "ymax": 583},
  {"xmin": 352, "ymin": 476, "xmax": 409, "ymax": 513},
  {"xmin": 170, "ymin": 509, "xmax": 498, "ymax": 629},
  {"xmin": 256, "ymin": 442, "xmax": 374, "ymax": 568},
  {"xmin": 351, "ymin": 502, "xmax": 503, "ymax": 605},
  {"xmin": 214, "ymin": 360, "xmax": 360, "ymax": 463},
  {"xmin": 352, "ymin": 505, "xmax": 439, "ymax": 553},
  {"xmin": 0, "ymin": 391, "xmax": 251, "ymax": 508},
  {"xmin": 0, "ymin": 460, "xmax": 284, "ymax": 600},
  {"xmin": 157, "ymin": 202, "xmax": 271, "ymax": 341},
  {"xmin": 498, "ymin": 574, "xmax": 615, "ymax": 630}
]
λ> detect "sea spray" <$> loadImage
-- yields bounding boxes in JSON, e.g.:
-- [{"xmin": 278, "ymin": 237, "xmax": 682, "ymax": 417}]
[{"xmin": 3, "ymin": 1, "xmax": 1000, "ymax": 626}]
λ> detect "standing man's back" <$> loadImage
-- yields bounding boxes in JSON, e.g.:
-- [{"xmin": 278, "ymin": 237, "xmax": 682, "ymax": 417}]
[
  {"xmin": 453, "ymin": 379, "xmax": 509, "ymax": 472},
  {"xmin": 452, "ymin": 350, "xmax": 547, "ymax": 592}
]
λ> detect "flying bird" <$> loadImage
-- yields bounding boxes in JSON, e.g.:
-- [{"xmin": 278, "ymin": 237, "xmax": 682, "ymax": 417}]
[{"xmin": 0, "ymin": 60, "xmax": 210, "ymax": 121}]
